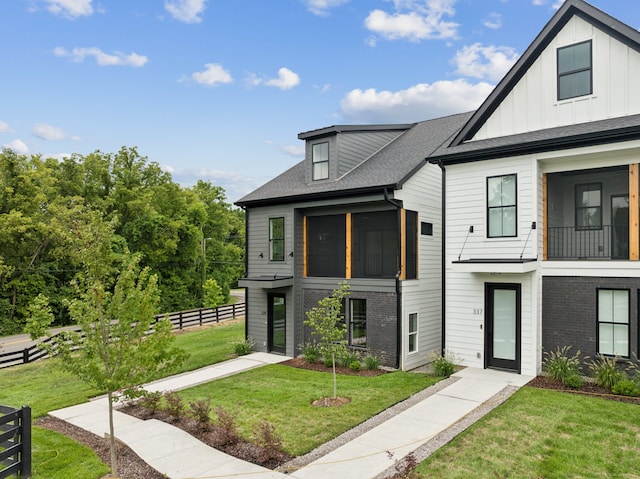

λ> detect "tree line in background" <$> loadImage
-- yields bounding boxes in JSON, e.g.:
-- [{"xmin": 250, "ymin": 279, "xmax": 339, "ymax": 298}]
[{"xmin": 0, "ymin": 146, "xmax": 245, "ymax": 335}]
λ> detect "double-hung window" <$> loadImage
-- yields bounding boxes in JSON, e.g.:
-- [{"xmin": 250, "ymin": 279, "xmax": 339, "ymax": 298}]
[
  {"xmin": 558, "ymin": 40, "xmax": 592, "ymax": 101},
  {"xmin": 487, "ymin": 174, "xmax": 517, "ymax": 238},
  {"xmin": 575, "ymin": 183, "xmax": 602, "ymax": 230},
  {"xmin": 269, "ymin": 217, "xmax": 284, "ymax": 261},
  {"xmin": 597, "ymin": 289, "xmax": 629, "ymax": 357},
  {"xmin": 312, "ymin": 142, "xmax": 329, "ymax": 180},
  {"xmin": 408, "ymin": 313, "xmax": 418, "ymax": 353}
]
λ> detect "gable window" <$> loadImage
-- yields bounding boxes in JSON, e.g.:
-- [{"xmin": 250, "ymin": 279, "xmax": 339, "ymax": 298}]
[
  {"xmin": 558, "ymin": 40, "xmax": 592, "ymax": 101},
  {"xmin": 597, "ymin": 289, "xmax": 629, "ymax": 357},
  {"xmin": 349, "ymin": 299, "xmax": 366, "ymax": 347},
  {"xmin": 312, "ymin": 142, "xmax": 329, "ymax": 180},
  {"xmin": 408, "ymin": 313, "xmax": 418, "ymax": 353},
  {"xmin": 306, "ymin": 214, "xmax": 346, "ymax": 277},
  {"xmin": 487, "ymin": 174, "xmax": 517, "ymax": 238},
  {"xmin": 575, "ymin": 183, "xmax": 602, "ymax": 230},
  {"xmin": 269, "ymin": 217, "xmax": 284, "ymax": 261}
]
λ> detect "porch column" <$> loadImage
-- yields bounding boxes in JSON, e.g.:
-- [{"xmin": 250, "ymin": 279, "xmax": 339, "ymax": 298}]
[
  {"xmin": 345, "ymin": 213, "xmax": 352, "ymax": 278},
  {"xmin": 542, "ymin": 174, "xmax": 548, "ymax": 261},
  {"xmin": 630, "ymin": 164, "xmax": 639, "ymax": 261}
]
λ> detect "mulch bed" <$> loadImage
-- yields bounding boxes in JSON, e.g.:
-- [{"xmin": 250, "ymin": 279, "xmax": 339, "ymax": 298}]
[
  {"xmin": 280, "ymin": 356, "xmax": 388, "ymax": 376},
  {"xmin": 527, "ymin": 375, "xmax": 640, "ymax": 405}
]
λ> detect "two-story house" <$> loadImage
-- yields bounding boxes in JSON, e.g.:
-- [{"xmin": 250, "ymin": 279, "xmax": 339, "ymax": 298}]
[
  {"xmin": 429, "ymin": 0, "xmax": 640, "ymax": 376},
  {"xmin": 236, "ymin": 114, "xmax": 470, "ymax": 370}
]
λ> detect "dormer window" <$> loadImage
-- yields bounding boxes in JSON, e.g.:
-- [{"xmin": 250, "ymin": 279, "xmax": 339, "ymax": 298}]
[
  {"xmin": 312, "ymin": 142, "xmax": 329, "ymax": 180},
  {"xmin": 558, "ymin": 40, "xmax": 592, "ymax": 101}
]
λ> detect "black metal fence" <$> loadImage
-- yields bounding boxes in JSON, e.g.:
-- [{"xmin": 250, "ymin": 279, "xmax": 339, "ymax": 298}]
[
  {"xmin": 547, "ymin": 225, "xmax": 630, "ymax": 259},
  {"xmin": 0, "ymin": 405, "xmax": 31, "ymax": 479},
  {"xmin": 0, "ymin": 303, "xmax": 245, "ymax": 369}
]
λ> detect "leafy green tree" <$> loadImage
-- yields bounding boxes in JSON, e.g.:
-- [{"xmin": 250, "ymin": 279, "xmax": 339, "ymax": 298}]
[
  {"xmin": 203, "ymin": 278, "xmax": 225, "ymax": 308},
  {"xmin": 304, "ymin": 282, "xmax": 350, "ymax": 399},
  {"xmin": 47, "ymin": 219, "xmax": 187, "ymax": 477}
]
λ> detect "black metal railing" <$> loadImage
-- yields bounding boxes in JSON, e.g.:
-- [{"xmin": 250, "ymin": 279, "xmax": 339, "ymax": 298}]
[
  {"xmin": 0, "ymin": 302, "xmax": 245, "ymax": 369},
  {"xmin": 0, "ymin": 405, "xmax": 31, "ymax": 479},
  {"xmin": 547, "ymin": 225, "xmax": 630, "ymax": 259}
]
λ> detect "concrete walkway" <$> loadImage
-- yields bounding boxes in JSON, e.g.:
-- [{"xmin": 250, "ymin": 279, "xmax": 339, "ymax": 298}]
[{"xmin": 49, "ymin": 354, "xmax": 533, "ymax": 479}]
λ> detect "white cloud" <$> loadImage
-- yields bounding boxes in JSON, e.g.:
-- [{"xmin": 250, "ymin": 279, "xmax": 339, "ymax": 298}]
[
  {"xmin": 532, "ymin": 0, "xmax": 564, "ymax": 8},
  {"xmin": 41, "ymin": 0, "xmax": 93, "ymax": 18},
  {"xmin": 54, "ymin": 47, "xmax": 148, "ymax": 67},
  {"xmin": 165, "ymin": 0, "xmax": 207, "ymax": 23},
  {"xmin": 483, "ymin": 12, "xmax": 502, "ymax": 29},
  {"xmin": 265, "ymin": 68, "xmax": 301, "ymax": 90},
  {"xmin": 281, "ymin": 145, "xmax": 305, "ymax": 157},
  {"xmin": 364, "ymin": 0, "xmax": 459, "ymax": 42},
  {"xmin": 248, "ymin": 68, "xmax": 301, "ymax": 90},
  {"xmin": 3, "ymin": 139, "xmax": 29, "ymax": 155},
  {"xmin": 340, "ymin": 79, "xmax": 494, "ymax": 123},
  {"xmin": 187, "ymin": 63, "xmax": 233, "ymax": 87},
  {"xmin": 302, "ymin": 0, "xmax": 349, "ymax": 16},
  {"xmin": 0, "ymin": 121, "xmax": 10, "ymax": 133},
  {"xmin": 452, "ymin": 43, "xmax": 519, "ymax": 82},
  {"xmin": 32, "ymin": 123, "xmax": 80, "ymax": 141}
]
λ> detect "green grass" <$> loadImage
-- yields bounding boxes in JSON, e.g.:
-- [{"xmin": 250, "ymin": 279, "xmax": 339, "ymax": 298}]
[
  {"xmin": 415, "ymin": 386, "xmax": 640, "ymax": 478},
  {"xmin": 0, "ymin": 319, "xmax": 244, "ymax": 479},
  {"xmin": 32, "ymin": 427, "xmax": 110, "ymax": 479},
  {"xmin": 174, "ymin": 364, "xmax": 440, "ymax": 456}
]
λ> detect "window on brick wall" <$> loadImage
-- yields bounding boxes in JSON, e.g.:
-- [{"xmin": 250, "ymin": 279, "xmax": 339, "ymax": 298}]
[{"xmin": 597, "ymin": 288, "xmax": 629, "ymax": 357}]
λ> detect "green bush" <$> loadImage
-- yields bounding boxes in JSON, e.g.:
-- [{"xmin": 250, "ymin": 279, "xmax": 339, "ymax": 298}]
[
  {"xmin": 298, "ymin": 342, "xmax": 320, "ymax": 364},
  {"xmin": 543, "ymin": 346, "xmax": 586, "ymax": 386},
  {"xmin": 363, "ymin": 354, "xmax": 380, "ymax": 371},
  {"xmin": 588, "ymin": 355, "xmax": 626, "ymax": 390},
  {"xmin": 429, "ymin": 349, "xmax": 459, "ymax": 378},
  {"xmin": 349, "ymin": 360, "xmax": 361, "ymax": 371},
  {"xmin": 563, "ymin": 373, "xmax": 584, "ymax": 389},
  {"xmin": 337, "ymin": 349, "xmax": 360, "ymax": 368},
  {"xmin": 611, "ymin": 379, "xmax": 640, "ymax": 397},
  {"xmin": 233, "ymin": 336, "xmax": 255, "ymax": 356}
]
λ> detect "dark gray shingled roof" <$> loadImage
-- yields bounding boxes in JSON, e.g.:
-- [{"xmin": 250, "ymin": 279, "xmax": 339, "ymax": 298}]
[{"xmin": 236, "ymin": 112, "xmax": 473, "ymax": 207}]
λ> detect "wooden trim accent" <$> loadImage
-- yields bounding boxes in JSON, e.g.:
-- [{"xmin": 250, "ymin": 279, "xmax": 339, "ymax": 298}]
[
  {"xmin": 303, "ymin": 216, "xmax": 307, "ymax": 277},
  {"xmin": 630, "ymin": 164, "xmax": 639, "ymax": 261},
  {"xmin": 400, "ymin": 209, "xmax": 406, "ymax": 280},
  {"xmin": 345, "ymin": 213, "xmax": 352, "ymax": 279},
  {"xmin": 542, "ymin": 174, "xmax": 548, "ymax": 261}
]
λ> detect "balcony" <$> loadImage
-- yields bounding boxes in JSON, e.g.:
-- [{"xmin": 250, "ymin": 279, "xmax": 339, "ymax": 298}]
[{"xmin": 547, "ymin": 225, "xmax": 629, "ymax": 260}]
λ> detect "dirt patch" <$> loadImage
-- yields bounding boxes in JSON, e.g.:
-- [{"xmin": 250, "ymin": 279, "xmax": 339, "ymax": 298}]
[
  {"xmin": 527, "ymin": 376, "xmax": 640, "ymax": 405},
  {"xmin": 311, "ymin": 396, "xmax": 352, "ymax": 407}
]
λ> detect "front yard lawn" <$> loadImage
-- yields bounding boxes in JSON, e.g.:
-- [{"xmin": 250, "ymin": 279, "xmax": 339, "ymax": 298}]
[
  {"xmin": 415, "ymin": 386, "xmax": 640, "ymax": 478},
  {"xmin": 172, "ymin": 364, "xmax": 440, "ymax": 456}
]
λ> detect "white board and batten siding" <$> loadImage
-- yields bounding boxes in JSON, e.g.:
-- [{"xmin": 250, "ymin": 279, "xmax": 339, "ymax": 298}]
[
  {"xmin": 245, "ymin": 205, "xmax": 295, "ymax": 354},
  {"xmin": 445, "ymin": 157, "xmax": 541, "ymax": 376},
  {"xmin": 474, "ymin": 15, "xmax": 640, "ymax": 141},
  {"xmin": 395, "ymin": 163, "xmax": 443, "ymax": 370}
]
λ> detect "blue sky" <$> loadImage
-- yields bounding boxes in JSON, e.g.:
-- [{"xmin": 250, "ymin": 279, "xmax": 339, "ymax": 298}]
[{"xmin": 1, "ymin": 0, "xmax": 638, "ymax": 203}]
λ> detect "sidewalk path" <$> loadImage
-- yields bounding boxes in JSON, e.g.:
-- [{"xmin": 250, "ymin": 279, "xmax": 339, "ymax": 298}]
[{"xmin": 49, "ymin": 355, "xmax": 533, "ymax": 479}]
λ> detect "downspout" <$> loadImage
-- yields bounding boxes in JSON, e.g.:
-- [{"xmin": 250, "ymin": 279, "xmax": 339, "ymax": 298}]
[
  {"xmin": 240, "ymin": 205, "xmax": 249, "ymax": 341},
  {"xmin": 429, "ymin": 159, "xmax": 446, "ymax": 356},
  {"xmin": 384, "ymin": 188, "xmax": 403, "ymax": 370}
]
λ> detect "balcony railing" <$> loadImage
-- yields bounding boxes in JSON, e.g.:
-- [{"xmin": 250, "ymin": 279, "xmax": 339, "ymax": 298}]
[{"xmin": 547, "ymin": 225, "xmax": 630, "ymax": 260}]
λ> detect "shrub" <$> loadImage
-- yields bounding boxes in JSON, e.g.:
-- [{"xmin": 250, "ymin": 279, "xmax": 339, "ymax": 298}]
[
  {"xmin": 215, "ymin": 406, "xmax": 238, "ymax": 445},
  {"xmin": 233, "ymin": 337, "xmax": 255, "ymax": 356},
  {"xmin": 543, "ymin": 346, "xmax": 586, "ymax": 386},
  {"xmin": 189, "ymin": 398, "xmax": 213, "ymax": 429},
  {"xmin": 349, "ymin": 360, "xmax": 361, "ymax": 371},
  {"xmin": 429, "ymin": 349, "xmax": 459, "ymax": 378},
  {"xmin": 611, "ymin": 379, "xmax": 640, "ymax": 397},
  {"xmin": 588, "ymin": 355, "xmax": 626, "ymax": 390},
  {"xmin": 299, "ymin": 342, "xmax": 320, "ymax": 364},
  {"xmin": 253, "ymin": 420, "xmax": 284, "ymax": 463},
  {"xmin": 139, "ymin": 390, "xmax": 163, "ymax": 415},
  {"xmin": 164, "ymin": 391, "xmax": 185, "ymax": 420},
  {"xmin": 363, "ymin": 353, "xmax": 379, "ymax": 371},
  {"xmin": 337, "ymin": 349, "xmax": 360, "ymax": 368},
  {"xmin": 563, "ymin": 373, "xmax": 584, "ymax": 389}
]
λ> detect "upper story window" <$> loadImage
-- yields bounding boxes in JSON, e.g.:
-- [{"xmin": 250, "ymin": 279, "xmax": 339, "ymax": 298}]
[
  {"xmin": 558, "ymin": 40, "xmax": 592, "ymax": 101},
  {"xmin": 269, "ymin": 217, "xmax": 284, "ymax": 261},
  {"xmin": 575, "ymin": 183, "xmax": 602, "ymax": 231},
  {"xmin": 312, "ymin": 142, "xmax": 329, "ymax": 180},
  {"xmin": 487, "ymin": 174, "xmax": 517, "ymax": 238}
]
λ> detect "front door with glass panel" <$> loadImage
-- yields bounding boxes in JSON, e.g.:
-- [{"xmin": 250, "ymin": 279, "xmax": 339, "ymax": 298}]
[
  {"xmin": 268, "ymin": 294, "xmax": 286, "ymax": 354},
  {"xmin": 485, "ymin": 284, "xmax": 521, "ymax": 373}
]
